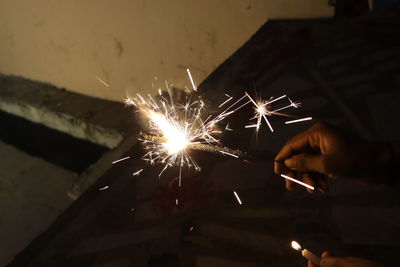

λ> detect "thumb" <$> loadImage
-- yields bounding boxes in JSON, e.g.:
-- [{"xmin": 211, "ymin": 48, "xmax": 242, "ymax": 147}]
[{"xmin": 284, "ymin": 153, "xmax": 326, "ymax": 173}]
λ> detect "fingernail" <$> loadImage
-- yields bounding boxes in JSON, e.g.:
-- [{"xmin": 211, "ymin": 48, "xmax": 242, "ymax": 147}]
[{"xmin": 284, "ymin": 158, "xmax": 295, "ymax": 168}]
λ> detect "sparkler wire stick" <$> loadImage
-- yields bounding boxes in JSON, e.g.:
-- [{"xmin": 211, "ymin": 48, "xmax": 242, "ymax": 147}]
[
  {"xmin": 141, "ymin": 134, "xmax": 248, "ymax": 159},
  {"xmin": 130, "ymin": 136, "xmax": 313, "ymax": 195}
]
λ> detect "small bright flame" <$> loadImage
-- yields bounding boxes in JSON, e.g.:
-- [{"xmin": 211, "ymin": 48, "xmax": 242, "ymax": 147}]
[
  {"xmin": 291, "ymin": 241, "xmax": 302, "ymax": 251},
  {"xmin": 147, "ymin": 110, "xmax": 189, "ymax": 155}
]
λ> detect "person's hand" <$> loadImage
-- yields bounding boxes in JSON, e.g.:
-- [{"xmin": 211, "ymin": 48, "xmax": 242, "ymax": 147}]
[
  {"xmin": 308, "ymin": 251, "xmax": 384, "ymax": 267},
  {"xmin": 274, "ymin": 122, "xmax": 392, "ymax": 193}
]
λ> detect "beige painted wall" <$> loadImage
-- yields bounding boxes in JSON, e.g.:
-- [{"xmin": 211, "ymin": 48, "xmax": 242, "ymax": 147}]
[{"xmin": 0, "ymin": 0, "xmax": 333, "ymax": 102}]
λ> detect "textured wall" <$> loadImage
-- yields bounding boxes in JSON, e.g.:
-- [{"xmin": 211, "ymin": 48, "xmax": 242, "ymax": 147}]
[{"xmin": 0, "ymin": 0, "xmax": 333, "ymax": 102}]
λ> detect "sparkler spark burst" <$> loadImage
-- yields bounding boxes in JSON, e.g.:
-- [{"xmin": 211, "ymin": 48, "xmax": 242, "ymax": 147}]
[
  {"xmin": 245, "ymin": 92, "xmax": 302, "ymax": 133},
  {"xmin": 125, "ymin": 90, "xmax": 222, "ymax": 185},
  {"xmin": 123, "ymin": 70, "xmax": 311, "ymax": 187}
]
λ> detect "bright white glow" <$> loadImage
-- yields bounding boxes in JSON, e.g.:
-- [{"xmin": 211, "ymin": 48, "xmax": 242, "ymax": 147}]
[
  {"xmin": 147, "ymin": 110, "xmax": 189, "ymax": 155},
  {"xmin": 291, "ymin": 241, "xmax": 302, "ymax": 251},
  {"xmin": 281, "ymin": 174, "xmax": 315, "ymax": 190},
  {"xmin": 285, "ymin": 117, "xmax": 312, "ymax": 124}
]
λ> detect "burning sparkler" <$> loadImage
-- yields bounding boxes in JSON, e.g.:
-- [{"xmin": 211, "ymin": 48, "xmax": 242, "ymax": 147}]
[
  {"xmin": 125, "ymin": 89, "xmax": 222, "ymax": 186},
  {"xmin": 122, "ymin": 70, "xmax": 311, "ymax": 189},
  {"xmin": 125, "ymin": 89, "xmax": 254, "ymax": 186}
]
